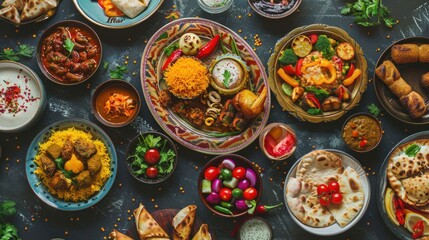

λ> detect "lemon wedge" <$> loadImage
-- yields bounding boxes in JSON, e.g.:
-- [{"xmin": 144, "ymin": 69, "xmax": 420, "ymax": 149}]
[
  {"xmin": 384, "ymin": 188, "xmax": 399, "ymax": 226},
  {"xmin": 292, "ymin": 35, "xmax": 312, "ymax": 58},
  {"xmin": 405, "ymin": 212, "xmax": 429, "ymax": 235}
]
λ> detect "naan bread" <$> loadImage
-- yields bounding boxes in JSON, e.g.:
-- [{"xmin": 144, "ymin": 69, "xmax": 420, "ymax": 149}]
[
  {"xmin": 109, "ymin": 229, "xmax": 134, "ymax": 240},
  {"xmin": 20, "ymin": 0, "xmax": 57, "ymax": 21},
  {"xmin": 172, "ymin": 205, "xmax": 196, "ymax": 240},
  {"xmin": 133, "ymin": 203, "xmax": 169, "ymax": 240},
  {"xmin": 285, "ymin": 177, "xmax": 335, "ymax": 228},
  {"xmin": 327, "ymin": 167, "xmax": 364, "ymax": 227},
  {"xmin": 192, "ymin": 224, "xmax": 211, "ymax": 240},
  {"xmin": 0, "ymin": 5, "xmax": 20, "ymax": 23},
  {"xmin": 387, "ymin": 139, "xmax": 429, "ymax": 207},
  {"xmin": 296, "ymin": 150, "xmax": 344, "ymax": 185},
  {"xmin": 111, "ymin": 0, "xmax": 149, "ymax": 18},
  {"xmin": 1, "ymin": 0, "xmax": 25, "ymax": 10}
]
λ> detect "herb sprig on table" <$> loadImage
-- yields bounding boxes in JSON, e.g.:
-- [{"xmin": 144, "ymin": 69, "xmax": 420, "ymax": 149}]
[
  {"xmin": 341, "ymin": 0, "xmax": 396, "ymax": 28},
  {"xmin": 0, "ymin": 44, "xmax": 34, "ymax": 62},
  {"xmin": 109, "ymin": 65, "xmax": 128, "ymax": 79},
  {"xmin": 0, "ymin": 200, "xmax": 21, "ymax": 240},
  {"xmin": 367, "ymin": 103, "xmax": 381, "ymax": 117}
]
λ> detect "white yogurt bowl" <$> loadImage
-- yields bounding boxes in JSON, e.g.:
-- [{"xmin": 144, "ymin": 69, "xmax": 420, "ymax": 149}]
[{"xmin": 0, "ymin": 61, "xmax": 46, "ymax": 132}]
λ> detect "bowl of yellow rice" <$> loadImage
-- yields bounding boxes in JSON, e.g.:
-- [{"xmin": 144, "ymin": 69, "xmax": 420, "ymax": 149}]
[{"xmin": 26, "ymin": 118, "xmax": 117, "ymax": 211}]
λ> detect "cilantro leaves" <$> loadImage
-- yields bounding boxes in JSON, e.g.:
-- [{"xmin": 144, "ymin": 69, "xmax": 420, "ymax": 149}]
[
  {"xmin": 109, "ymin": 65, "xmax": 128, "ymax": 79},
  {"xmin": 63, "ymin": 38, "xmax": 75, "ymax": 55},
  {"xmin": 367, "ymin": 103, "xmax": 381, "ymax": 117},
  {"xmin": 0, "ymin": 201, "xmax": 20, "ymax": 240},
  {"xmin": 222, "ymin": 70, "xmax": 231, "ymax": 88},
  {"xmin": 0, "ymin": 44, "xmax": 34, "ymax": 62},
  {"xmin": 341, "ymin": 0, "xmax": 396, "ymax": 28}
]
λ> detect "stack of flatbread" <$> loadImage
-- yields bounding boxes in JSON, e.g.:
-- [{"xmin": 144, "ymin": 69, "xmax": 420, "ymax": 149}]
[
  {"xmin": 0, "ymin": 0, "xmax": 58, "ymax": 24},
  {"xmin": 387, "ymin": 139, "xmax": 429, "ymax": 213},
  {"xmin": 109, "ymin": 0, "xmax": 150, "ymax": 18},
  {"xmin": 110, "ymin": 204, "xmax": 212, "ymax": 240},
  {"xmin": 285, "ymin": 150, "xmax": 365, "ymax": 228}
]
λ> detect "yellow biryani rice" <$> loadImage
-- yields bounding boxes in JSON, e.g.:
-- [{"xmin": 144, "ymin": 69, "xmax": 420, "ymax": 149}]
[{"xmin": 34, "ymin": 128, "xmax": 111, "ymax": 202}]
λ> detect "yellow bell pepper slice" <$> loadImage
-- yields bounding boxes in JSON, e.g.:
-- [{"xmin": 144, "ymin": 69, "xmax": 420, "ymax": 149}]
[
  {"xmin": 343, "ymin": 68, "xmax": 361, "ymax": 86},
  {"xmin": 301, "ymin": 60, "xmax": 321, "ymax": 74},
  {"xmin": 277, "ymin": 68, "xmax": 299, "ymax": 87},
  {"xmin": 319, "ymin": 59, "xmax": 337, "ymax": 84}
]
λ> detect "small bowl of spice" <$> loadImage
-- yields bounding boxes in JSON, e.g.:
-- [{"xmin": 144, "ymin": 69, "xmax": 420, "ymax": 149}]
[
  {"xmin": 197, "ymin": 0, "xmax": 234, "ymax": 14},
  {"xmin": 238, "ymin": 217, "xmax": 273, "ymax": 240},
  {"xmin": 126, "ymin": 131, "xmax": 178, "ymax": 184},
  {"xmin": 342, "ymin": 113, "xmax": 382, "ymax": 152},
  {"xmin": 259, "ymin": 123, "xmax": 296, "ymax": 160},
  {"xmin": 248, "ymin": 0, "xmax": 301, "ymax": 19},
  {"xmin": 91, "ymin": 79, "xmax": 140, "ymax": 127}
]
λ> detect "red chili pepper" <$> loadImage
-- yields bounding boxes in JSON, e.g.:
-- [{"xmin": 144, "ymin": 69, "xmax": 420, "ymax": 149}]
[
  {"xmin": 395, "ymin": 209, "xmax": 405, "ymax": 225},
  {"xmin": 335, "ymin": 86, "xmax": 345, "ymax": 101},
  {"xmin": 254, "ymin": 203, "xmax": 283, "ymax": 215},
  {"xmin": 397, "ymin": 198, "xmax": 405, "ymax": 210},
  {"xmin": 306, "ymin": 93, "xmax": 321, "ymax": 109},
  {"xmin": 295, "ymin": 58, "xmax": 304, "ymax": 76},
  {"xmin": 346, "ymin": 63, "xmax": 355, "ymax": 78},
  {"xmin": 412, "ymin": 220, "xmax": 424, "ymax": 239},
  {"xmin": 359, "ymin": 139, "xmax": 368, "ymax": 148},
  {"xmin": 333, "ymin": 56, "xmax": 343, "ymax": 72},
  {"xmin": 196, "ymin": 34, "xmax": 220, "ymax": 59},
  {"xmin": 309, "ymin": 34, "xmax": 318, "ymax": 44},
  {"xmin": 161, "ymin": 49, "xmax": 182, "ymax": 71},
  {"xmin": 283, "ymin": 65, "xmax": 296, "ymax": 75}
]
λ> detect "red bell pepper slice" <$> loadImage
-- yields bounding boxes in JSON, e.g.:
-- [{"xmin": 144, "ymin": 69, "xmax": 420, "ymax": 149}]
[
  {"xmin": 335, "ymin": 85, "xmax": 345, "ymax": 101},
  {"xmin": 333, "ymin": 56, "xmax": 343, "ymax": 72},
  {"xmin": 283, "ymin": 65, "xmax": 296, "ymax": 75},
  {"xmin": 306, "ymin": 93, "xmax": 321, "ymax": 109},
  {"xmin": 412, "ymin": 220, "xmax": 424, "ymax": 239},
  {"xmin": 309, "ymin": 34, "xmax": 318, "ymax": 44},
  {"xmin": 295, "ymin": 58, "xmax": 304, "ymax": 76},
  {"xmin": 196, "ymin": 34, "xmax": 220, "ymax": 59},
  {"xmin": 346, "ymin": 63, "xmax": 355, "ymax": 78},
  {"xmin": 395, "ymin": 209, "xmax": 405, "ymax": 225},
  {"xmin": 161, "ymin": 49, "xmax": 182, "ymax": 71}
]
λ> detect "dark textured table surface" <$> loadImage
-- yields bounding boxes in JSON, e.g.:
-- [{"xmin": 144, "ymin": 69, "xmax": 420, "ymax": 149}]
[{"xmin": 1, "ymin": 0, "xmax": 429, "ymax": 239}]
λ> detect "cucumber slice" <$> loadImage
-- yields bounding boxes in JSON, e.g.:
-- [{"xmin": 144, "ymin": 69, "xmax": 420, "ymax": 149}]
[
  {"xmin": 202, "ymin": 179, "xmax": 211, "ymax": 194},
  {"xmin": 223, "ymin": 177, "xmax": 238, "ymax": 189}
]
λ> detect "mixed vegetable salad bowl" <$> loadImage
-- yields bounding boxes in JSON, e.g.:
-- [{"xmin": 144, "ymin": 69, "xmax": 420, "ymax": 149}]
[
  {"xmin": 198, "ymin": 154, "xmax": 262, "ymax": 218},
  {"xmin": 126, "ymin": 131, "xmax": 178, "ymax": 184},
  {"xmin": 267, "ymin": 24, "xmax": 368, "ymax": 123}
]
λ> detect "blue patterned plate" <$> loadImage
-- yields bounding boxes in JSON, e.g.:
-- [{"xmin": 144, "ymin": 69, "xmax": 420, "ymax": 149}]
[
  {"xmin": 25, "ymin": 119, "xmax": 117, "ymax": 211},
  {"xmin": 73, "ymin": 0, "xmax": 163, "ymax": 29}
]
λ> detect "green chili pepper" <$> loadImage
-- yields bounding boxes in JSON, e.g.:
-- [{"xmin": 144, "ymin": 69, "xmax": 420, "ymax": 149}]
[
  {"xmin": 230, "ymin": 37, "xmax": 240, "ymax": 56},
  {"xmin": 214, "ymin": 205, "xmax": 233, "ymax": 215},
  {"xmin": 220, "ymin": 201, "xmax": 234, "ymax": 209}
]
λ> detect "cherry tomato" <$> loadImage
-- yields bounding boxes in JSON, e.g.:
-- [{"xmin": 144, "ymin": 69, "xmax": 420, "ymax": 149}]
[
  {"xmin": 243, "ymin": 187, "xmax": 258, "ymax": 201},
  {"xmin": 328, "ymin": 182, "xmax": 340, "ymax": 194},
  {"xmin": 219, "ymin": 188, "xmax": 232, "ymax": 201},
  {"xmin": 144, "ymin": 149, "xmax": 160, "ymax": 165},
  {"xmin": 232, "ymin": 167, "xmax": 246, "ymax": 180},
  {"xmin": 146, "ymin": 167, "xmax": 158, "ymax": 179},
  {"xmin": 331, "ymin": 193, "xmax": 343, "ymax": 205},
  {"xmin": 204, "ymin": 166, "xmax": 220, "ymax": 181},
  {"xmin": 319, "ymin": 195, "xmax": 331, "ymax": 206},
  {"xmin": 317, "ymin": 184, "xmax": 329, "ymax": 196}
]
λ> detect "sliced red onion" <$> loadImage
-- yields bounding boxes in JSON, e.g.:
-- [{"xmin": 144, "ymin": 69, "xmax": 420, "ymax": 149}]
[
  {"xmin": 237, "ymin": 179, "xmax": 251, "ymax": 190},
  {"xmin": 219, "ymin": 158, "xmax": 236, "ymax": 170},
  {"xmin": 235, "ymin": 199, "xmax": 248, "ymax": 211},
  {"xmin": 246, "ymin": 168, "xmax": 257, "ymax": 187},
  {"xmin": 211, "ymin": 179, "xmax": 222, "ymax": 193},
  {"xmin": 206, "ymin": 192, "xmax": 221, "ymax": 205}
]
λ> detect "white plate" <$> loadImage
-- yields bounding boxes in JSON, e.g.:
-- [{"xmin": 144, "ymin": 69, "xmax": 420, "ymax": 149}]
[
  {"xmin": 283, "ymin": 149, "xmax": 371, "ymax": 236},
  {"xmin": 0, "ymin": 61, "xmax": 46, "ymax": 133}
]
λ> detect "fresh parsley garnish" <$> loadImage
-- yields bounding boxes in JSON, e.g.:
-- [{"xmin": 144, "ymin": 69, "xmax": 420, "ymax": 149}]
[
  {"xmin": 54, "ymin": 158, "xmax": 76, "ymax": 180},
  {"xmin": 405, "ymin": 144, "xmax": 421, "ymax": 157},
  {"xmin": 305, "ymin": 86, "xmax": 329, "ymax": 100},
  {"xmin": 164, "ymin": 42, "xmax": 179, "ymax": 57},
  {"xmin": 341, "ymin": 0, "xmax": 396, "ymax": 28},
  {"xmin": 103, "ymin": 61, "xmax": 109, "ymax": 70},
  {"xmin": 0, "ymin": 200, "xmax": 20, "ymax": 240},
  {"xmin": 222, "ymin": 70, "xmax": 231, "ymax": 88},
  {"xmin": 367, "ymin": 103, "xmax": 381, "ymax": 117},
  {"xmin": 307, "ymin": 108, "xmax": 322, "ymax": 115},
  {"xmin": 109, "ymin": 65, "xmax": 127, "ymax": 79},
  {"xmin": 0, "ymin": 44, "xmax": 34, "ymax": 62},
  {"xmin": 63, "ymin": 38, "xmax": 75, "ymax": 55}
]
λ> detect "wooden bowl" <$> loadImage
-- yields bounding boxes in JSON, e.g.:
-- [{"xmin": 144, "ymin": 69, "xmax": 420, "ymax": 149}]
[
  {"xmin": 198, "ymin": 154, "xmax": 263, "ymax": 218},
  {"xmin": 126, "ymin": 131, "xmax": 178, "ymax": 184},
  {"xmin": 91, "ymin": 79, "xmax": 141, "ymax": 127}
]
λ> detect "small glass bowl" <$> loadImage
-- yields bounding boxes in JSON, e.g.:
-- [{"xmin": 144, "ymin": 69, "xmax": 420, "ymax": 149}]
[
  {"xmin": 259, "ymin": 122, "xmax": 296, "ymax": 161},
  {"xmin": 197, "ymin": 0, "xmax": 234, "ymax": 14}
]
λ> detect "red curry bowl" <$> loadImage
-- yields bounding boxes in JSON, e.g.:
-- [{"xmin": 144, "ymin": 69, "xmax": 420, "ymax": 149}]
[{"xmin": 36, "ymin": 20, "xmax": 102, "ymax": 86}]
